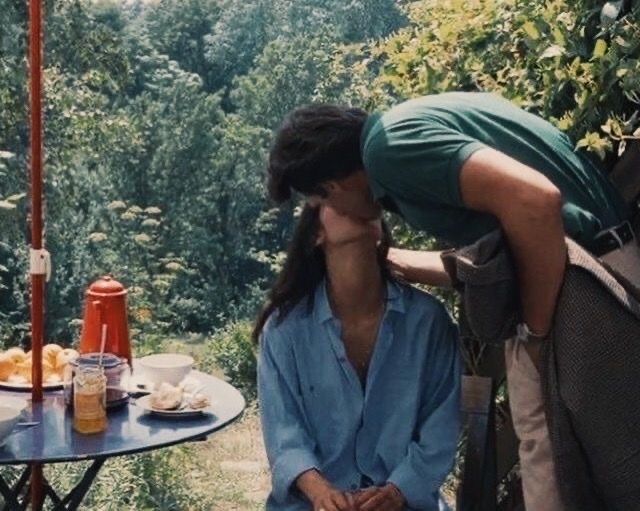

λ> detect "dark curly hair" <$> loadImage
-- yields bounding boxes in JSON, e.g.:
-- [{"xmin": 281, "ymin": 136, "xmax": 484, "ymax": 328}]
[{"xmin": 267, "ymin": 104, "xmax": 369, "ymax": 203}]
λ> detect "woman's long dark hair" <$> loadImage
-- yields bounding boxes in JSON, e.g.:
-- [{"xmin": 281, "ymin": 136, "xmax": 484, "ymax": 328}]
[{"xmin": 252, "ymin": 205, "xmax": 393, "ymax": 343}]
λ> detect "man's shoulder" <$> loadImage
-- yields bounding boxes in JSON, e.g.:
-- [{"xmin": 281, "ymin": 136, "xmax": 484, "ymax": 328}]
[
  {"xmin": 361, "ymin": 92, "xmax": 498, "ymax": 161},
  {"xmin": 364, "ymin": 92, "xmax": 500, "ymax": 132}
]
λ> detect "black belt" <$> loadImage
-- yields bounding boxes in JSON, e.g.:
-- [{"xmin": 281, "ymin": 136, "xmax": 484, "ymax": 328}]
[{"xmin": 592, "ymin": 220, "xmax": 636, "ymax": 257}]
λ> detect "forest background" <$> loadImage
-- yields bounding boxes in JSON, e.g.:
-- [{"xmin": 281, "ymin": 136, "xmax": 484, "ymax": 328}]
[{"xmin": 1, "ymin": 0, "xmax": 638, "ymax": 508}]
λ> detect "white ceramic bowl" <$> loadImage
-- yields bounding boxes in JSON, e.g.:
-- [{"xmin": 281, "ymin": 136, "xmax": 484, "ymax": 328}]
[
  {"xmin": 0, "ymin": 406, "xmax": 21, "ymax": 447},
  {"xmin": 137, "ymin": 353, "xmax": 194, "ymax": 387},
  {"xmin": 2, "ymin": 396, "xmax": 28, "ymax": 415}
]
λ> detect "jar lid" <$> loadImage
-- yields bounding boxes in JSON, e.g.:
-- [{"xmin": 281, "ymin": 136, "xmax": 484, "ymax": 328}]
[
  {"xmin": 73, "ymin": 353, "xmax": 124, "ymax": 369},
  {"xmin": 87, "ymin": 275, "xmax": 127, "ymax": 296}
]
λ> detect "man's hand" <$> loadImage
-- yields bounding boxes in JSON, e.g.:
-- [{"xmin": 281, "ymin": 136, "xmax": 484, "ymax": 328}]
[
  {"xmin": 296, "ymin": 469, "xmax": 356, "ymax": 511},
  {"xmin": 353, "ymin": 483, "xmax": 406, "ymax": 511},
  {"xmin": 387, "ymin": 247, "xmax": 452, "ymax": 288}
]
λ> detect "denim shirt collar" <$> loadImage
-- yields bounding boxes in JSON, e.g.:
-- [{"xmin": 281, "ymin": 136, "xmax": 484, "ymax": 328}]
[{"xmin": 313, "ymin": 276, "xmax": 406, "ymax": 324}]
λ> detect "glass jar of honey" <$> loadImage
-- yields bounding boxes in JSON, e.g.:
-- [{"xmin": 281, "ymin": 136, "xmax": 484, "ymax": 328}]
[{"xmin": 73, "ymin": 365, "xmax": 107, "ymax": 434}]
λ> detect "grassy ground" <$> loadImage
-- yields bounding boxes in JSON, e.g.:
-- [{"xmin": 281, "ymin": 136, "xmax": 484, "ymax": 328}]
[
  {"xmin": 148, "ymin": 335, "xmax": 272, "ymax": 510},
  {"xmin": 197, "ymin": 405, "xmax": 271, "ymax": 510}
]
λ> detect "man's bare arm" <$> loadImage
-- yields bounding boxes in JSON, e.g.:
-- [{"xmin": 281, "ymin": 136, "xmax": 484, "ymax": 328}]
[
  {"xmin": 386, "ymin": 248, "xmax": 452, "ymax": 287},
  {"xmin": 459, "ymin": 147, "xmax": 567, "ymax": 336}
]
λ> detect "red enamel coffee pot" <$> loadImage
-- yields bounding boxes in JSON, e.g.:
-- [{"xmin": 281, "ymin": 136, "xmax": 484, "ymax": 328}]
[{"xmin": 79, "ymin": 275, "xmax": 132, "ymax": 365}]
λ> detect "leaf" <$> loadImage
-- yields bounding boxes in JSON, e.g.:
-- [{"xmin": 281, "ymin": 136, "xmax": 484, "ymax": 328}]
[
  {"xmin": 552, "ymin": 28, "xmax": 566, "ymax": 47},
  {"xmin": 522, "ymin": 21, "xmax": 540, "ymax": 40},
  {"xmin": 0, "ymin": 201, "xmax": 17, "ymax": 210},
  {"xmin": 614, "ymin": 36, "xmax": 631, "ymax": 48},
  {"xmin": 0, "ymin": 151, "xmax": 15, "ymax": 160},
  {"xmin": 577, "ymin": 132, "xmax": 613, "ymax": 160},
  {"xmin": 592, "ymin": 39, "xmax": 608, "ymax": 59},
  {"xmin": 618, "ymin": 139, "xmax": 627, "ymax": 157},
  {"xmin": 600, "ymin": 1, "xmax": 623, "ymax": 29},
  {"xmin": 540, "ymin": 45, "xmax": 565, "ymax": 59},
  {"xmin": 5, "ymin": 193, "xmax": 25, "ymax": 203},
  {"xmin": 0, "ymin": 265, "xmax": 8, "ymax": 273}
]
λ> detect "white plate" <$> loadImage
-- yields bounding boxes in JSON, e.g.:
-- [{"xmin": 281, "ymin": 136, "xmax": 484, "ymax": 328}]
[
  {"xmin": 0, "ymin": 380, "xmax": 63, "ymax": 392},
  {"xmin": 134, "ymin": 394, "xmax": 213, "ymax": 419},
  {"xmin": 1, "ymin": 396, "xmax": 29, "ymax": 414}
]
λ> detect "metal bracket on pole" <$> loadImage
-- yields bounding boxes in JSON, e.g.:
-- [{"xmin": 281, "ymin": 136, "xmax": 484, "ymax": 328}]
[{"xmin": 30, "ymin": 248, "xmax": 51, "ymax": 282}]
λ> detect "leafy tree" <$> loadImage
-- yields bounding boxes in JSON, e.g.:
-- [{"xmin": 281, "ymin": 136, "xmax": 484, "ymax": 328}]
[
  {"xmin": 143, "ymin": 0, "xmax": 221, "ymax": 90},
  {"xmin": 203, "ymin": 0, "xmax": 281, "ymax": 94},
  {"xmin": 231, "ymin": 32, "xmax": 336, "ymax": 130}
]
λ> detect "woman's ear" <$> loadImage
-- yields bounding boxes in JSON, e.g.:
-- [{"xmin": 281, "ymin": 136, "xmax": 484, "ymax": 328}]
[{"xmin": 315, "ymin": 229, "xmax": 325, "ymax": 247}]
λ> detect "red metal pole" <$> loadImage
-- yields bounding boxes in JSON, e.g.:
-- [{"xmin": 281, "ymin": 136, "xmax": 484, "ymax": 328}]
[{"xmin": 28, "ymin": 0, "xmax": 45, "ymax": 506}]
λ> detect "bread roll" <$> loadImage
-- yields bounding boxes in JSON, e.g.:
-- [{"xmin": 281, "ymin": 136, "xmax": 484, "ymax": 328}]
[
  {"xmin": 45, "ymin": 371, "xmax": 62, "ymax": 384},
  {"xmin": 42, "ymin": 360, "xmax": 55, "ymax": 381},
  {"xmin": 55, "ymin": 348, "xmax": 79, "ymax": 370},
  {"xmin": 15, "ymin": 359, "xmax": 32, "ymax": 382},
  {"xmin": 7, "ymin": 374, "xmax": 28, "ymax": 384},
  {"xmin": 16, "ymin": 359, "xmax": 56, "ymax": 384},
  {"xmin": 0, "ymin": 353, "xmax": 15, "ymax": 381},
  {"xmin": 5, "ymin": 347, "xmax": 26, "ymax": 364},
  {"xmin": 43, "ymin": 344, "xmax": 63, "ymax": 367}
]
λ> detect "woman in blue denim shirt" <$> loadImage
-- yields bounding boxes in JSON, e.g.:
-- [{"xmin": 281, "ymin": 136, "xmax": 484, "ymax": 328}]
[{"xmin": 254, "ymin": 205, "xmax": 460, "ymax": 511}]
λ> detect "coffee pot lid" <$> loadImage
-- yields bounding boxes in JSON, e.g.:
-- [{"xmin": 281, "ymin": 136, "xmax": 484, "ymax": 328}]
[{"xmin": 87, "ymin": 275, "xmax": 126, "ymax": 296}]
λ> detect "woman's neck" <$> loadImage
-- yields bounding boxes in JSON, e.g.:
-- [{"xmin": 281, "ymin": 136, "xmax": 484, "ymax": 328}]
[{"xmin": 324, "ymin": 241, "xmax": 385, "ymax": 321}]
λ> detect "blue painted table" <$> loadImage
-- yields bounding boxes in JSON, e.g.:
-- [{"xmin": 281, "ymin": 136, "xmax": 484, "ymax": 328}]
[{"xmin": 0, "ymin": 369, "xmax": 246, "ymax": 510}]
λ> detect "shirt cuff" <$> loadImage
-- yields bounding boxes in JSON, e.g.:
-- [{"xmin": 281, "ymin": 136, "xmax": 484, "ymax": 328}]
[
  {"xmin": 387, "ymin": 466, "xmax": 440, "ymax": 510},
  {"xmin": 272, "ymin": 449, "xmax": 320, "ymax": 504}
]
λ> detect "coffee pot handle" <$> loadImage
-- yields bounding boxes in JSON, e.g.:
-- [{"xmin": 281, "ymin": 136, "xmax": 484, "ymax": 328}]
[{"xmin": 92, "ymin": 300, "xmax": 103, "ymax": 328}]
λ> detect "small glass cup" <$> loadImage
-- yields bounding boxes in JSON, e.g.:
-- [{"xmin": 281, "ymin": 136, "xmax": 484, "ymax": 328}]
[{"xmin": 73, "ymin": 365, "xmax": 107, "ymax": 434}]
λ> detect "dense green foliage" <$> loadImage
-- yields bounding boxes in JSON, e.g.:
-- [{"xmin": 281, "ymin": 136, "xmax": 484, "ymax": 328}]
[
  {"xmin": 1, "ymin": 0, "xmax": 638, "ymax": 506},
  {"xmin": 0, "ymin": 0, "xmax": 406, "ymax": 351},
  {"xmin": 202, "ymin": 320, "xmax": 257, "ymax": 399}
]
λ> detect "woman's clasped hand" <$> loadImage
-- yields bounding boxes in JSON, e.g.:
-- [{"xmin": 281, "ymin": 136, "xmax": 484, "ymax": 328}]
[{"xmin": 310, "ymin": 483, "xmax": 405, "ymax": 511}]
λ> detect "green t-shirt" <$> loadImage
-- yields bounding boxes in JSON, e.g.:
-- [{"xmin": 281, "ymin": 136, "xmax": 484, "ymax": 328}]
[{"xmin": 361, "ymin": 92, "xmax": 628, "ymax": 249}]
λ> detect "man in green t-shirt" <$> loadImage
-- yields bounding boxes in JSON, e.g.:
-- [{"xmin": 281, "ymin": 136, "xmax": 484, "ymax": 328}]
[{"xmin": 266, "ymin": 92, "xmax": 638, "ymax": 511}]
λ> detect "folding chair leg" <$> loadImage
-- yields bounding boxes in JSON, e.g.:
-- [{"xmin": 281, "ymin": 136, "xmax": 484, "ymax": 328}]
[{"xmin": 457, "ymin": 375, "xmax": 497, "ymax": 511}]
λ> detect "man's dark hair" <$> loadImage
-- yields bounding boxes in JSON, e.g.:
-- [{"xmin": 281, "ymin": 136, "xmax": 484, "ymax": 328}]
[{"xmin": 267, "ymin": 104, "xmax": 369, "ymax": 203}]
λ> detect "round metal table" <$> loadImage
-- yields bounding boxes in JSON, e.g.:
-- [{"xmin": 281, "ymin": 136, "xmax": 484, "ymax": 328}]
[{"xmin": 0, "ymin": 369, "xmax": 246, "ymax": 510}]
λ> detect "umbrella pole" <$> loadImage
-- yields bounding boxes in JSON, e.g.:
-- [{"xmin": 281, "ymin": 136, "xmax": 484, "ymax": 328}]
[{"xmin": 28, "ymin": 0, "xmax": 45, "ymax": 506}]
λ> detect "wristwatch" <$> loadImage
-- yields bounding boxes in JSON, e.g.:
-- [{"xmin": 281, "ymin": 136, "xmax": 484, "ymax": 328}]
[{"xmin": 515, "ymin": 322, "xmax": 547, "ymax": 343}]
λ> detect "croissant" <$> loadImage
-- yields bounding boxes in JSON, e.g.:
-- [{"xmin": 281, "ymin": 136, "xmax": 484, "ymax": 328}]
[
  {"xmin": 0, "ymin": 353, "xmax": 15, "ymax": 381},
  {"xmin": 150, "ymin": 383, "xmax": 183, "ymax": 410}
]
